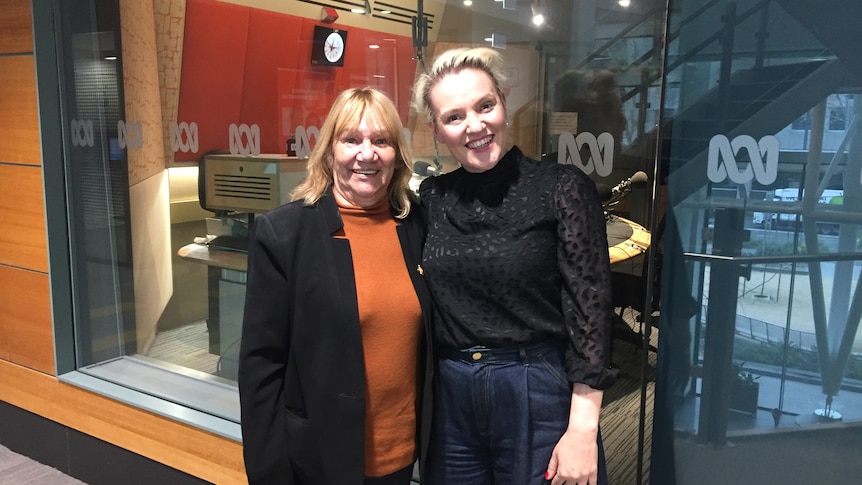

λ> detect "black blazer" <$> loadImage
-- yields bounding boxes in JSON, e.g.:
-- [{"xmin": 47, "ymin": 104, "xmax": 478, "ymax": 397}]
[{"xmin": 238, "ymin": 190, "xmax": 434, "ymax": 484}]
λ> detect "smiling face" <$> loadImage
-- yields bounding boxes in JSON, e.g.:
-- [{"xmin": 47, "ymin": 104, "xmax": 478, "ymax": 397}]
[
  {"xmin": 429, "ymin": 67, "xmax": 508, "ymax": 173},
  {"xmin": 330, "ymin": 112, "xmax": 397, "ymax": 208}
]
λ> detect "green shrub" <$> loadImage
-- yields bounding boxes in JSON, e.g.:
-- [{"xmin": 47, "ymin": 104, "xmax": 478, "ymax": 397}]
[{"xmin": 733, "ymin": 337, "xmax": 862, "ymax": 381}]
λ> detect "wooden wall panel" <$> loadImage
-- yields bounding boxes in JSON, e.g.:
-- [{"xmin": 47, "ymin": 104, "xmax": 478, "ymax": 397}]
[
  {"xmin": 0, "ymin": 361, "xmax": 246, "ymax": 483},
  {"xmin": 0, "ymin": 56, "xmax": 40, "ymax": 165},
  {"xmin": 0, "ymin": 0, "xmax": 33, "ymax": 54},
  {"xmin": 0, "ymin": 164, "xmax": 48, "ymax": 272},
  {"xmin": 122, "ymin": 0, "xmax": 169, "ymax": 185},
  {"xmin": 0, "ymin": 266, "xmax": 54, "ymax": 374}
]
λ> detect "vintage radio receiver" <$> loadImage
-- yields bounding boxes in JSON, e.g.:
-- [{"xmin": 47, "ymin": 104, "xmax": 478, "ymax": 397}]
[{"xmin": 200, "ymin": 153, "xmax": 307, "ymax": 214}]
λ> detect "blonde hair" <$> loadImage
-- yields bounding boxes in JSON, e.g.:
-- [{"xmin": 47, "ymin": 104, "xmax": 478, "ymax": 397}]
[
  {"xmin": 411, "ymin": 47, "xmax": 509, "ymax": 124},
  {"xmin": 291, "ymin": 87, "xmax": 415, "ymax": 218}
]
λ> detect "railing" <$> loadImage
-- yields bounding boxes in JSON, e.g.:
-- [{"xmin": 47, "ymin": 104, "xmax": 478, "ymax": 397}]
[
  {"xmin": 684, "ymin": 251, "xmax": 862, "ymax": 265},
  {"xmin": 733, "ymin": 313, "xmax": 818, "ymax": 350}
]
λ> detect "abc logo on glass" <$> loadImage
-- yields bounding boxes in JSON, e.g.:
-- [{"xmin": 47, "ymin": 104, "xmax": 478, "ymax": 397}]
[{"xmin": 707, "ymin": 134, "xmax": 779, "ymax": 185}]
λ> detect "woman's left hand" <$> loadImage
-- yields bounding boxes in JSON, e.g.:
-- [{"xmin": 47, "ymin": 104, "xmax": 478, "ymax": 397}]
[{"xmin": 545, "ymin": 427, "xmax": 599, "ymax": 485}]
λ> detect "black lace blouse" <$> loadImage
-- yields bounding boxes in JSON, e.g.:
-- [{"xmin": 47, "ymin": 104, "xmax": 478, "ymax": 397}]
[{"xmin": 419, "ymin": 146, "xmax": 617, "ymax": 389}]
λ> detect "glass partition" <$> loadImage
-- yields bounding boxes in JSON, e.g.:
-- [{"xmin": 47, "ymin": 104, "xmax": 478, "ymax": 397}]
[
  {"xmin": 54, "ymin": 0, "xmax": 431, "ymax": 424},
  {"xmin": 652, "ymin": 0, "xmax": 862, "ymax": 483}
]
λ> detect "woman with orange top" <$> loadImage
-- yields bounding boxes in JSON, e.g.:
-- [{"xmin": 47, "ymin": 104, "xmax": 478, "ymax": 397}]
[{"xmin": 238, "ymin": 87, "xmax": 433, "ymax": 484}]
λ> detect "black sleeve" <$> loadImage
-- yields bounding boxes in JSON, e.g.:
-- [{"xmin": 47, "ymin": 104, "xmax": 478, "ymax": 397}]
[
  {"xmin": 555, "ymin": 165, "xmax": 618, "ymax": 389},
  {"xmin": 238, "ymin": 213, "xmax": 296, "ymax": 483}
]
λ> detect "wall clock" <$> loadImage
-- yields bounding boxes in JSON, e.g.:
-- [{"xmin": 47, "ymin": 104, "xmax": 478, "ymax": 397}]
[
  {"xmin": 311, "ymin": 26, "xmax": 347, "ymax": 67},
  {"xmin": 324, "ymin": 31, "xmax": 344, "ymax": 63}
]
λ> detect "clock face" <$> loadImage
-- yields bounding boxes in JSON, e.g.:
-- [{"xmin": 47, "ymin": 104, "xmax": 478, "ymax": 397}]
[
  {"xmin": 311, "ymin": 26, "xmax": 347, "ymax": 67},
  {"xmin": 324, "ymin": 31, "xmax": 345, "ymax": 63}
]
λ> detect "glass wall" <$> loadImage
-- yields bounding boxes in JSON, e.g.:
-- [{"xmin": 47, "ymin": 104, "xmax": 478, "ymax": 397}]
[
  {"xmin": 53, "ymin": 0, "xmax": 429, "ymax": 426},
  {"xmin": 652, "ymin": 0, "xmax": 862, "ymax": 483}
]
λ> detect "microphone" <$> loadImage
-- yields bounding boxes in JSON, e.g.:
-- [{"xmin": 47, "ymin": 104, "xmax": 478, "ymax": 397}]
[
  {"xmin": 414, "ymin": 160, "xmax": 440, "ymax": 177},
  {"xmin": 600, "ymin": 171, "xmax": 648, "ymax": 206}
]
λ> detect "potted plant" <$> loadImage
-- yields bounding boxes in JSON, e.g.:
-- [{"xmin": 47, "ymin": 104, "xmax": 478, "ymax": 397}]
[{"xmin": 730, "ymin": 361, "xmax": 760, "ymax": 415}]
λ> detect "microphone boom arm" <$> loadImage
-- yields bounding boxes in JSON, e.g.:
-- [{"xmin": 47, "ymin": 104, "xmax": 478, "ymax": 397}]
[{"xmin": 601, "ymin": 171, "xmax": 648, "ymax": 210}]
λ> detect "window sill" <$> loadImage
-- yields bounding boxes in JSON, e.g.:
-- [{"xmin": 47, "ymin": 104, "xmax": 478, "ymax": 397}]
[{"xmin": 60, "ymin": 356, "xmax": 241, "ymax": 441}]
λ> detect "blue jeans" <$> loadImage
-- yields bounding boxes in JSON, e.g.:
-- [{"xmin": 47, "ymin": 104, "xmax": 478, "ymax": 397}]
[{"xmin": 424, "ymin": 341, "xmax": 607, "ymax": 485}]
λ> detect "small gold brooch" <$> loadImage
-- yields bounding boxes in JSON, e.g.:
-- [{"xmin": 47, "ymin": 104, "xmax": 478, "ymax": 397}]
[{"xmin": 417, "ymin": 265, "xmax": 424, "ymax": 276}]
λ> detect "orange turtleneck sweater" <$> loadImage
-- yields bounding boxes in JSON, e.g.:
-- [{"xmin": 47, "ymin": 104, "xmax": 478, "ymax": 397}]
[{"xmin": 336, "ymin": 198, "xmax": 422, "ymax": 477}]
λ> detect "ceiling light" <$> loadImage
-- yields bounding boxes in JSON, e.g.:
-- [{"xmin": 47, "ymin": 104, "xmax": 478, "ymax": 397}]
[
  {"xmin": 531, "ymin": 0, "xmax": 549, "ymax": 27},
  {"xmin": 619, "ymin": 0, "xmax": 631, "ymax": 6},
  {"xmin": 369, "ymin": 44, "xmax": 380, "ymax": 49},
  {"xmin": 464, "ymin": 0, "xmax": 473, "ymax": 5}
]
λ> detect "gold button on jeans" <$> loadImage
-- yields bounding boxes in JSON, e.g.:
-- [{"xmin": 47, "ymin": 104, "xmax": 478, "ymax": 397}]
[{"xmin": 472, "ymin": 352, "xmax": 482, "ymax": 361}]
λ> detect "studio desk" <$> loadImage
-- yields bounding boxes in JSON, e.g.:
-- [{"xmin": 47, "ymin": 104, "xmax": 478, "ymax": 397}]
[
  {"xmin": 178, "ymin": 243, "xmax": 247, "ymax": 356},
  {"xmin": 179, "ymin": 215, "xmax": 651, "ymax": 356},
  {"xmin": 606, "ymin": 214, "xmax": 652, "ymax": 270}
]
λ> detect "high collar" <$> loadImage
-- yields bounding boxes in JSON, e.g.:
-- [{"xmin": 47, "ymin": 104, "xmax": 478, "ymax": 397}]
[
  {"xmin": 336, "ymin": 196, "xmax": 391, "ymax": 217},
  {"xmin": 454, "ymin": 146, "xmax": 521, "ymax": 183}
]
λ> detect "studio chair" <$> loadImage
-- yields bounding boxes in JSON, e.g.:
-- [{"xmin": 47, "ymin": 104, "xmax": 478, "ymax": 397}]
[
  {"xmin": 611, "ymin": 255, "xmax": 661, "ymax": 353},
  {"xmin": 610, "ymin": 216, "xmax": 665, "ymax": 354}
]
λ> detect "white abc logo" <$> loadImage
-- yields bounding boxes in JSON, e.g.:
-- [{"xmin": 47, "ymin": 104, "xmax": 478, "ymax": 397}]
[
  {"xmin": 707, "ymin": 134, "xmax": 779, "ymax": 185},
  {"xmin": 294, "ymin": 125, "xmax": 320, "ymax": 159},
  {"xmin": 557, "ymin": 131, "xmax": 614, "ymax": 177},
  {"xmin": 117, "ymin": 120, "xmax": 143, "ymax": 150},
  {"xmin": 170, "ymin": 121, "xmax": 199, "ymax": 153},
  {"xmin": 229, "ymin": 123, "xmax": 261, "ymax": 156},
  {"xmin": 70, "ymin": 119, "xmax": 94, "ymax": 147}
]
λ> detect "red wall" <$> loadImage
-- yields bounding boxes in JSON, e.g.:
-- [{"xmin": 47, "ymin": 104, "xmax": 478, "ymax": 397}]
[{"xmin": 177, "ymin": 0, "xmax": 417, "ymax": 161}]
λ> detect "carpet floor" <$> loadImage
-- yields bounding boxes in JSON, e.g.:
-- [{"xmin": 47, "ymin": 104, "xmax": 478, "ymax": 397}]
[{"xmin": 0, "ymin": 444, "xmax": 86, "ymax": 485}]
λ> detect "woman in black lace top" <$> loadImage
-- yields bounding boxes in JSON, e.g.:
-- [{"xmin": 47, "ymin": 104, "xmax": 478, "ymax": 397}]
[{"xmin": 412, "ymin": 47, "xmax": 617, "ymax": 485}]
